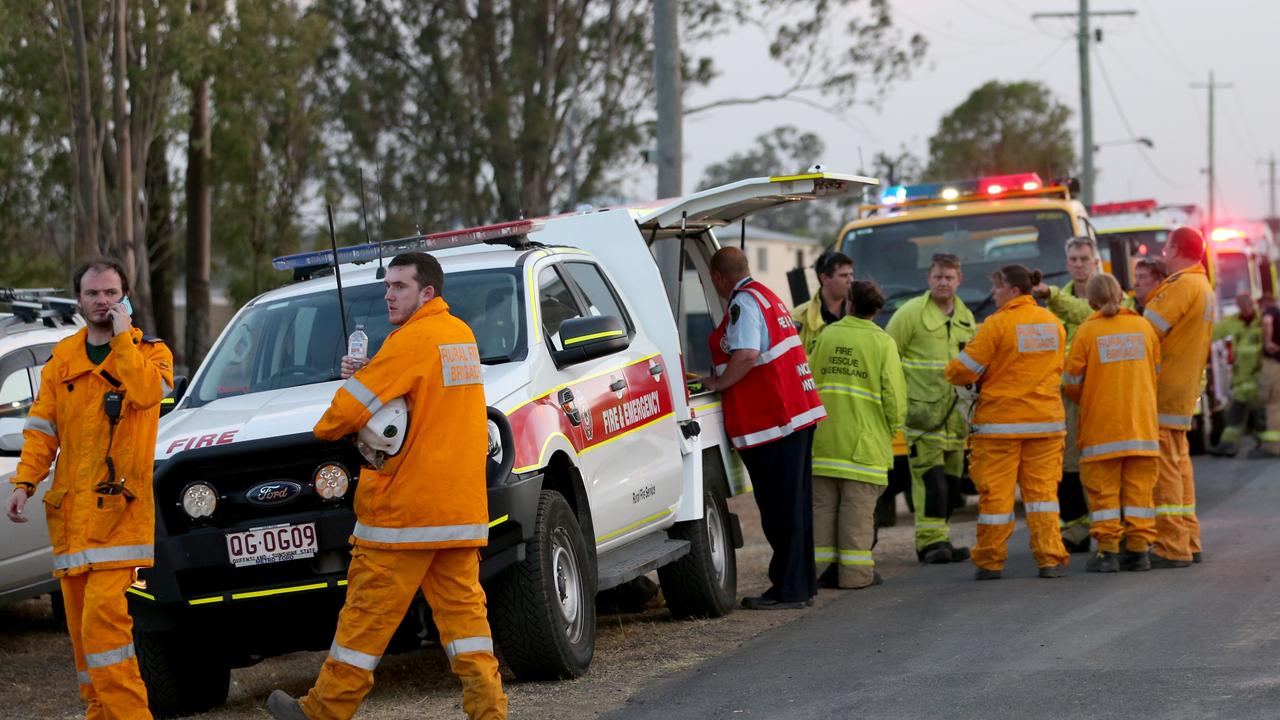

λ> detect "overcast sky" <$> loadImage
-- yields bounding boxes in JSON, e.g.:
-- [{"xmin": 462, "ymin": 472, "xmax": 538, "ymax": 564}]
[{"xmin": 676, "ymin": 0, "xmax": 1279, "ymax": 224}]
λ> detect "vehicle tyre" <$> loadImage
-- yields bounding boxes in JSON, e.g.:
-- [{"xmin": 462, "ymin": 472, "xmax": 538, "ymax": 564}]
[
  {"xmin": 658, "ymin": 485, "xmax": 737, "ymax": 619},
  {"xmin": 135, "ymin": 627, "xmax": 231, "ymax": 718},
  {"xmin": 489, "ymin": 490, "xmax": 596, "ymax": 680}
]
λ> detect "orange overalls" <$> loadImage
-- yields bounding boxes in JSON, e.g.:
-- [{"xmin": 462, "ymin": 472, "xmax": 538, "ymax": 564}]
[
  {"xmin": 946, "ymin": 295, "xmax": 1069, "ymax": 572},
  {"xmin": 303, "ymin": 297, "xmax": 507, "ymax": 720},
  {"xmin": 1143, "ymin": 264, "xmax": 1215, "ymax": 562},
  {"xmin": 14, "ymin": 327, "xmax": 173, "ymax": 719},
  {"xmin": 1064, "ymin": 309, "xmax": 1162, "ymax": 554}
]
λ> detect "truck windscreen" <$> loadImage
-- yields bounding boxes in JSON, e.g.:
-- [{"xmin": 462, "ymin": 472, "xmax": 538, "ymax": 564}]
[
  {"xmin": 188, "ymin": 268, "xmax": 525, "ymax": 406},
  {"xmin": 841, "ymin": 209, "xmax": 1074, "ymax": 322},
  {"xmin": 1213, "ymin": 251, "xmax": 1251, "ymax": 311}
]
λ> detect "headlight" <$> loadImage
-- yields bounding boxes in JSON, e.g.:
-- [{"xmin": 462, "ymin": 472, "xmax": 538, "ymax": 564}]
[
  {"xmin": 487, "ymin": 420, "xmax": 503, "ymax": 464},
  {"xmin": 314, "ymin": 462, "xmax": 350, "ymax": 501},
  {"xmin": 181, "ymin": 482, "xmax": 218, "ymax": 519}
]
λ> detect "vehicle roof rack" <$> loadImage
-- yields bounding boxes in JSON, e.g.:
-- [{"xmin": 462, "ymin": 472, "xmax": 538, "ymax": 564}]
[
  {"xmin": 274, "ymin": 220, "xmax": 544, "ymax": 281},
  {"xmin": 0, "ymin": 287, "xmax": 79, "ymax": 328}
]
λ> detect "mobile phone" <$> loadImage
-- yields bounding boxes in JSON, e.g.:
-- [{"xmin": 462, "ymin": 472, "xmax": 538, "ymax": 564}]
[{"xmin": 120, "ymin": 296, "xmax": 133, "ymax": 315}]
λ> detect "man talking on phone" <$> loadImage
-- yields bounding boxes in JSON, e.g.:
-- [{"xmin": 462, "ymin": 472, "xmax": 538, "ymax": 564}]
[{"xmin": 6, "ymin": 258, "xmax": 173, "ymax": 718}]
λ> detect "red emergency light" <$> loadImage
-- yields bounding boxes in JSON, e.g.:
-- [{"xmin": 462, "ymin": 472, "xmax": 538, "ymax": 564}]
[
  {"xmin": 1091, "ymin": 199, "xmax": 1158, "ymax": 216},
  {"xmin": 981, "ymin": 173, "xmax": 1042, "ymax": 196},
  {"xmin": 1211, "ymin": 227, "xmax": 1245, "ymax": 243}
]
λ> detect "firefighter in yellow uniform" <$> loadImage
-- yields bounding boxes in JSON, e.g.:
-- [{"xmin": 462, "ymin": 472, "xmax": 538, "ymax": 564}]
[
  {"xmin": 267, "ymin": 253, "xmax": 507, "ymax": 720},
  {"xmin": 7, "ymin": 259, "xmax": 172, "ymax": 720},
  {"xmin": 1063, "ymin": 274, "xmax": 1162, "ymax": 573},
  {"xmin": 1142, "ymin": 226, "xmax": 1215, "ymax": 568},
  {"xmin": 946, "ymin": 265, "xmax": 1070, "ymax": 580},
  {"xmin": 792, "ymin": 251, "xmax": 854, "ymax": 355}
]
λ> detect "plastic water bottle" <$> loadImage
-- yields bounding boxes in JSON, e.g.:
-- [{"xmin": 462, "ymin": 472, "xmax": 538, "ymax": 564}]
[{"xmin": 348, "ymin": 324, "xmax": 368, "ymax": 362}]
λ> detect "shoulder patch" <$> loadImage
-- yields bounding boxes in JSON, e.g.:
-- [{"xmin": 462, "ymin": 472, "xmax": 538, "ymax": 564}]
[{"xmin": 730, "ymin": 304, "xmax": 741, "ymax": 325}]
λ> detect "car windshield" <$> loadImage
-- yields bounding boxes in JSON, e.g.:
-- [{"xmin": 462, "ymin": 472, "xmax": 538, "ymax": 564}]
[
  {"xmin": 188, "ymin": 268, "xmax": 524, "ymax": 407},
  {"xmin": 1214, "ymin": 251, "xmax": 1250, "ymax": 311},
  {"xmin": 840, "ymin": 209, "xmax": 1074, "ymax": 322}
]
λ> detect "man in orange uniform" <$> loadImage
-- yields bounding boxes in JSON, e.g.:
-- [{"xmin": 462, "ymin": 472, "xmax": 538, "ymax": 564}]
[
  {"xmin": 1063, "ymin": 274, "xmax": 1162, "ymax": 573},
  {"xmin": 6, "ymin": 259, "xmax": 173, "ymax": 719},
  {"xmin": 267, "ymin": 252, "xmax": 507, "ymax": 719},
  {"xmin": 945, "ymin": 264, "xmax": 1070, "ymax": 580},
  {"xmin": 1142, "ymin": 226, "xmax": 1216, "ymax": 568}
]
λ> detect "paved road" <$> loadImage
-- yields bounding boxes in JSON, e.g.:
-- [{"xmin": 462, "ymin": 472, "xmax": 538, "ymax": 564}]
[{"xmin": 606, "ymin": 456, "xmax": 1280, "ymax": 720}]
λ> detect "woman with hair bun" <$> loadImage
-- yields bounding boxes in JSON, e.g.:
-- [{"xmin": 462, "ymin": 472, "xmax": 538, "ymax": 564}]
[{"xmin": 944, "ymin": 264, "xmax": 1070, "ymax": 580}]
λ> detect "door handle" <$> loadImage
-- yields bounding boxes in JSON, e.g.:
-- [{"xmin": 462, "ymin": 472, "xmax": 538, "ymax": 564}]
[
  {"xmin": 649, "ymin": 363, "xmax": 664, "ymax": 378},
  {"xmin": 609, "ymin": 378, "xmax": 627, "ymax": 392}
]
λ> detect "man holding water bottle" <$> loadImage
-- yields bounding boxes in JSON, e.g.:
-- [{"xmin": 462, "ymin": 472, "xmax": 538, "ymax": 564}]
[{"xmin": 268, "ymin": 252, "xmax": 507, "ymax": 719}]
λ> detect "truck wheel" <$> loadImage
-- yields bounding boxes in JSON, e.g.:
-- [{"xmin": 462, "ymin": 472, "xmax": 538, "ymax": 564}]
[
  {"xmin": 135, "ymin": 627, "xmax": 230, "ymax": 718},
  {"xmin": 490, "ymin": 490, "xmax": 595, "ymax": 680},
  {"xmin": 658, "ymin": 486, "xmax": 737, "ymax": 619}
]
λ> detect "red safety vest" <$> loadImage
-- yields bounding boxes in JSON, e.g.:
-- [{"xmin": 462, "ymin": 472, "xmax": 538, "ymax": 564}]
[{"xmin": 709, "ymin": 279, "xmax": 826, "ymax": 449}]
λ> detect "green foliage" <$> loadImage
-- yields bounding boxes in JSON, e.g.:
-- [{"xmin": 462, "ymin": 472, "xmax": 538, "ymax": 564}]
[{"xmin": 925, "ymin": 80, "xmax": 1076, "ymax": 181}]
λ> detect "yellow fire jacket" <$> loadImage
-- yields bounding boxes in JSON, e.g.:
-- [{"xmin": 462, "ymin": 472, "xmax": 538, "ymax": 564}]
[
  {"xmin": 1063, "ymin": 309, "xmax": 1162, "ymax": 461},
  {"xmin": 1142, "ymin": 264, "xmax": 1215, "ymax": 430}
]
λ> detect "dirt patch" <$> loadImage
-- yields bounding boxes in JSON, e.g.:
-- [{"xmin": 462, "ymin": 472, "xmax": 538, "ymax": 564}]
[{"xmin": 0, "ymin": 493, "xmax": 975, "ymax": 718}]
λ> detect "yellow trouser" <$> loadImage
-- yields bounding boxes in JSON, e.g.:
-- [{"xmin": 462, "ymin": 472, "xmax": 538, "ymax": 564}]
[
  {"xmin": 813, "ymin": 476, "xmax": 882, "ymax": 588},
  {"xmin": 1153, "ymin": 429, "xmax": 1199, "ymax": 562},
  {"xmin": 1080, "ymin": 456, "xmax": 1158, "ymax": 554},
  {"xmin": 1260, "ymin": 358, "xmax": 1280, "ymax": 455},
  {"xmin": 301, "ymin": 546, "xmax": 507, "ymax": 720},
  {"xmin": 61, "ymin": 568, "xmax": 152, "ymax": 720},
  {"xmin": 970, "ymin": 436, "xmax": 1070, "ymax": 571}
]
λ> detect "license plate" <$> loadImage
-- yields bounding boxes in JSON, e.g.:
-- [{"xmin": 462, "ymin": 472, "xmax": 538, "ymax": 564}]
[{"xmin": 225, "ymin": 522, "xmax": 317, "ymax": 567}]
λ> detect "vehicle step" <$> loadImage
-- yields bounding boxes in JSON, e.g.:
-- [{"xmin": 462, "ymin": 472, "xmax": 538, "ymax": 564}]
[{"xmin": 596, "ymin": 535, "xmax": 690, "ymax": 591}]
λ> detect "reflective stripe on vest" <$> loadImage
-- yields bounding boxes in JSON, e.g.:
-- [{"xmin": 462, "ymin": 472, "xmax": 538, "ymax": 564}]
[
  {"xmin": 812, "ymin": 457, "xmax": 888, "ymax": 481},
  {"xmin": 902, "ymin": 358, "xmax": 948, "ymax": 370},
  {"xmin": 1091, "ymin": 508, "xmax": 1122, "ymax": 522},
  {"xmin": 23, "ymin": 415, "xmax": 56, "ymax": 438},
  {"xmin": 343, "ymin": 377, "xmax": 384, "ymax": 415},
  {"xmin": 330, "ymin": 640, "xmax": 381, "ymax": 671},
  {"xmin": 353, "ymin": 521, "xmax": 488, "ymax": 545},
  {"xmin": 1145, "ymin": 308, "xmax": 1171, "ymax": 334},
  {"xmin": 85, "ymin": 643, "xmax": 135, "ymax": 670},
  {"xmin": 730, "ymin": 404, "xmax": 827, "ymax": 448},
  {"xmin": 1158, "ymin": 413, "xmax": 1192, "ymax": 428},
  {"xmin": 717, "ymin": 333, "xmax": 806, "ymax": 374},
  {"xmin": 445, "ymin": 636, "xmax": 494, "ymax": 661},
  {"xmin": 1080, "ymin": 439, "xmax": 1160, "ymax": 458},
  {"xmin": 838, "ymin": 549, "xmax": 874, "ymax": 567},
  {"xmin": 53, "ymin": 544, "xmax": 154, "ymax": 572},
  {"xmin": 817, "ymin": 384, "xmax": 882, "ymax": 404},
  {"xmin": 978, "ymin": 512, "xmax": 1016, "ymax": 525},
  {"xmin": 971, "ymin": 421, "xmax": 1066, "ymax": 435},
  {"xmin": 1124, "ymin": 506, "xmax": 1157, "ymax": 519},
  {"xmin": 956, "ymin": 350, "xmax": 986, "ymax": 375},
  {"xmin": 1024, "ymin": 501, "xmax": 1060, "ymax": 513}
]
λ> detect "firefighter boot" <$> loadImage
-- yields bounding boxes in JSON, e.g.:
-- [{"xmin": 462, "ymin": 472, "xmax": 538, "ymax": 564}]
[
  {"xmin": 1038, "ymin": 563, "xmax": 1068, "ymax": 579},
  {"xmin": 266, "ymin": 690, "xmax": 308, "ymax": 720},
  {"xmin": 1120, "ymin": 549, "xmax": 1151, "ymax": 572},
  {"xmin": 1086, "ymin": 551, "xmax": 1120, "ymax": 573}
]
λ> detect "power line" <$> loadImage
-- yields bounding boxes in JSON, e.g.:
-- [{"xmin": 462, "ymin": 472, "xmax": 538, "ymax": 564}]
[
  {"xmin": 1028, "ymin": 36, "xmax": 1073, "ymax": 76},
  {"xmin": 1138, "ymin": 0, "xmax": 1194, "ymax": 75},
  {"xmin": 956, "ymin": 0, "xmax": 1030, "ymax": 34}
]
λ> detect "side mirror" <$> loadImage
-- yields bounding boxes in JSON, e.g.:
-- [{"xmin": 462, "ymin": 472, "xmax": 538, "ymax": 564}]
[
  {"xmin": 551, "ymin": 315, "xmax": 629, "ymax": 368},
  {"xmin": 160, "ymin": 375, "xmax": 190, "ymax": 417}
]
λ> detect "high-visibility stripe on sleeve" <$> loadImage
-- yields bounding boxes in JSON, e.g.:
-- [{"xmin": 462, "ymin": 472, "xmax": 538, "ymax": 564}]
[
  {"xmin": 330, "ymin": 640, "xmax": 381, "ymax": 671},
  {"xmin": 1144, "ymin": 308, "xmax": 1171, "ymax": 334},
  {"xmin": 85, "ymin": 643, "xmax": 135, "ymax": 670},
  {"xmin": 342, "ymin": 377, "xmax": 383, "ymax": 415},
  {"xmin": 23, "ymin": 415, "xmax": 56, "ymax": 438},
  {"xmin": 1024, "ymin": 501, "xmax": 1060, "ymax": 514},
  {"xmin": 445, "ymin": 636, "xmax": 494, "ymax": 661},
  {"xmin": 956, "ymin": 350, "xmax": 985, "ymax": 375}
]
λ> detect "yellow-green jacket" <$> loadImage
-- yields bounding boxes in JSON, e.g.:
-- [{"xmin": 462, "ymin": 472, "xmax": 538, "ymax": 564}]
[
  {"xmin": 885, "ymin": 292, "xmax": 975, "ymax": 448},
  {"xmin": 791, "ymin": 291, "xmax": 844, "ymax": 357},
  {"xmin": 810, "ymin": 316, "xmax": 906, "ymax": 484},
  {"xmin": 1213, "ymin": 312, "xmax": 1263, "ymax": 405}
]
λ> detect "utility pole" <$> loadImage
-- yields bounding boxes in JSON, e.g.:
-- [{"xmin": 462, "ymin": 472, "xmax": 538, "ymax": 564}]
[
  {"xmin": 1032, "ymin": 2, "xmax": 1135, "ymax": 207},
  {"xmin": 1191, "ymin": 72, "xmax": 1232, "ymax": 235},
  {"xmin": 1261, "ymin": 151, "xmax": 1278, "ymax": 236},
  {"xmin": 652, "ymin": 0, "xmax": 684, "ymax": 317}
]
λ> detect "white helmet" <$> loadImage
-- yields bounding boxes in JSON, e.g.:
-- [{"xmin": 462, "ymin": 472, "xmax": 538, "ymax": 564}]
[{"xmin": 357, "ymin": 396, "xmax": 409, "ymax": 468}]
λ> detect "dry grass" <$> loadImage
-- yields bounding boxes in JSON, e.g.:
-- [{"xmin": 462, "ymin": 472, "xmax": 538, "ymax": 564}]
[{"xmin": 0, "ymin": 493, "xmax": 975, "ymax": 719}]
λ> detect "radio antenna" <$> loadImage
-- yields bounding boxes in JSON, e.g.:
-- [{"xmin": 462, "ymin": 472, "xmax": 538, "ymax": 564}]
[
  {"xmin": 326, "ymin": 204, "xmax": 350, "ymax": 342},
  {"xmin": 359, "ymin": 168, "xmax": 384, "ymax": 279},
  {"xmin": 375, "ymin": 159, "xmax": 387, "ymax": 239}
]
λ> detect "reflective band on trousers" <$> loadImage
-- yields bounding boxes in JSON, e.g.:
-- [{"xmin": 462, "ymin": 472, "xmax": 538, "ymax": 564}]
[
  {"xmin": 53, "ymin": 544, "xmax": 154, "ymax": 571},
  {"xmin": 978, "ymin": 512, "xmax": 1016, "ymax": 525},
  {"xmin": 1091, "ymin": 508, "xmax": 1122, "ymax": 522},
  {"xmin": 971, "ymin": 421, "xmax": 1066, "ymax": 435},
  {"xmin": 353, "ymin": 521, "xmax": 489, "ymax": 545},
  {"xmin": 956, "ymin": 350, "xmax": 985, "ymax": 375},
  {"xmin": 342, "ymin": 377, "xmax": 384, "ymax": 415},
  {"xmin": 23, "ymin": 415, "xmax": 56, "ymax": 438},
  {"xmin": 1080, "ymin": 439, "xmax": 1160, "ymax": 457},
  {"xmin": 330, "ymin": 640, "xmax": 381, "ymax": 671},
  {"xmin": 1156, "ymin": 504, "xmax": 1197, "ymax": 516},
  {"xmin": 85, "ymin": 643, "xmax": 135, "ymax": 670},
  {"xmin": 76, "ymin": 670, "xmax": 90, "ymax": 685},
  {"xmin": 1145, "ymin": 308, "xmax": 1171, "ymax": 334},
  {"xmin": 445, "ymin": 636, "xmax": 494, "ymax": 661},
  {"xmin": 839, "ymin": 549, "xmax": 874, "ymax": 567},
  {"xmin": 1124, "ymin": 506, "xmax": 1158, "ymax": 519},
  {"xmin": 1024, "ymin": 501, "xmax": 1060, "ymax": 513},
  {"xmin": 1158, "ymin": 414, "xmax": 1192, "ymax": 428},
  {"xmin": 1063, "ymin": 373, "xmax": 1083, "ymax": 386},
  {"xmin": 814, "ymin": 546, "xmax": 836, "ymax": 561}
]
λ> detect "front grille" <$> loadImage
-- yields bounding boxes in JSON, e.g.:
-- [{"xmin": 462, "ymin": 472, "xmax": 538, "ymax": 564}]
[{"xmin": 155, "ymin": 432, "xmax": 365, "ymax": 535}]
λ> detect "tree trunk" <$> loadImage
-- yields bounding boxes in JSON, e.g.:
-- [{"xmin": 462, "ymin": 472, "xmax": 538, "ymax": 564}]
[
  {"xmin": 185, "ymin": 71, "xmax": 212, "ymax": 371},
  {"xmin": 66, "ymin": 0, "xmax": 100, "ymax": 262},
  {"xmin": 112, "ymin": 0, "xmax": 137, "ymax": 300},
  {"xmin": 146, "ymin": 133, "xmax": 177, "ymax": 349}
]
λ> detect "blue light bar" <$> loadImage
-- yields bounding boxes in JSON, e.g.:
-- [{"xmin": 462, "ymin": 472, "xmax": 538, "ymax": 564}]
[{"xmin": 273, "ymin": 220, "xmax": 541, "ymax": 271}]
